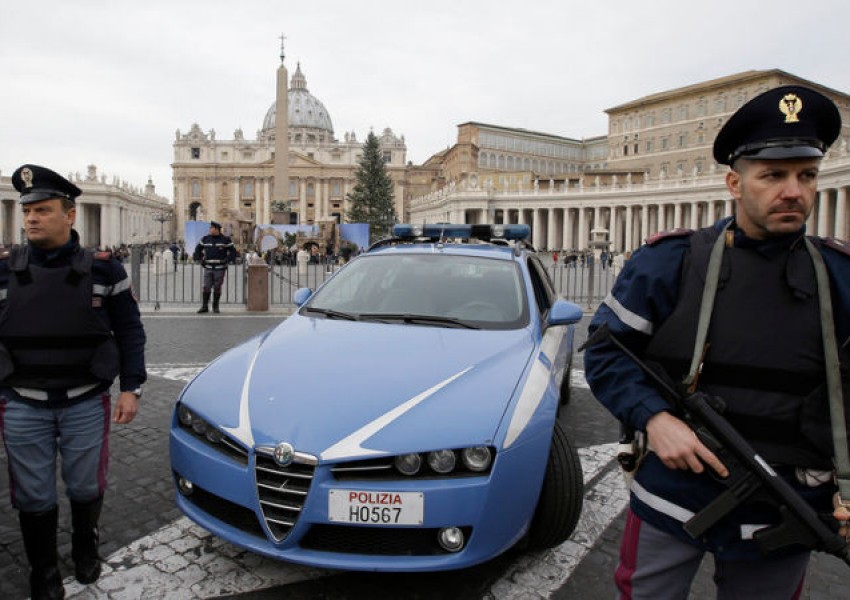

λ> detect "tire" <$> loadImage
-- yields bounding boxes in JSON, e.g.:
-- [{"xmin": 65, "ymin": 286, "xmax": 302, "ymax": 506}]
[{"xmin": 526, "ymin": 420, "xmax": 584, "ymax": 549}]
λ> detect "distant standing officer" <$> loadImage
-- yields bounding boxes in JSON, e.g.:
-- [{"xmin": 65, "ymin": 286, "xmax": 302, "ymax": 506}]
[
  {"xmin": 192, "ymin": 221, "xmax": 237, "ymax": 313},
  {"xmin": 0, "ymin": 164, "xmax": 147, "ymax": 599}
]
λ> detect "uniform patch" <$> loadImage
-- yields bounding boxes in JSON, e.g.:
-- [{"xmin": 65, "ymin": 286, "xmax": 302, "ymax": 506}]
[
  {"xmin": 823, "ymin": 237, "xmax": 850, "ymax": 257},
  {"xmin": 645, "ymin": 228, "xmax": 694, "ymax": 246},
  {"xmin": 94, "ymin": 251, "xmax": 113, "ymax": 261}
]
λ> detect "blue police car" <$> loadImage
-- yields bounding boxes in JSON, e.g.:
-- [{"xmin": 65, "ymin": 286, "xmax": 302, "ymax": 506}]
[{"xmin": 169, "ymin": 224, "xmax": 585, "ymax": 571}]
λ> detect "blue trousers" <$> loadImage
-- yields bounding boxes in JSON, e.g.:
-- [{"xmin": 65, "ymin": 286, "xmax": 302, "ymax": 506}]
[
  {"xmin": 0, "ymin": 394, "xmax": 110, "ymax": 512},
  {"xmin": 202, "ymin": 268, "xmax": 226, "ymax": 293},
  {"xmin": 616, "ymin": 509, "xmax": 809, "ymax": 600}
]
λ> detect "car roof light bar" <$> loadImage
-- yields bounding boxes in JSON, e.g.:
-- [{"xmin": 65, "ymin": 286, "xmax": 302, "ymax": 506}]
[{"xmin": 392, "ymin": 224, "xmax": 530, "ymax": 242}]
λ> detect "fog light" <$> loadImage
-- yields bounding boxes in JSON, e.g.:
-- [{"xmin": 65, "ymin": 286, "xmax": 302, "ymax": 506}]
[
  {"xmin": 437, "ymin": 527, "xmax": 465, "ymax": 552},
  {"xmin": 427, "ymin": 449, "xmax": 456, "ymax": 474},
  {"xmin": 394, "ymin": 453, "xmax": 422, "ymax": 476},
  {"xmin": 177, "ymin": 477, "xmax": 194, "ymax": 496}
]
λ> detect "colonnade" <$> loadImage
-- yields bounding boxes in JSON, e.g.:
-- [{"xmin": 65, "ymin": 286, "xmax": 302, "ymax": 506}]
[{"xmin": 410, "ymin": 160, "xmax": 850, "ymax": 253}]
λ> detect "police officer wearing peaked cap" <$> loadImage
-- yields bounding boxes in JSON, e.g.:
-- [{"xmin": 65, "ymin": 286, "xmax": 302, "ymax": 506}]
[
  {"xmin": 0, "ymin": 164, "xmax": 147, "ymax": 599},
  {"xmin": 193, "ymin": 219, "xmax": 238, "ymax": 313},
  {"xmin": 584, "ymin": 85, "xmax": 850, "ymax": 598}
]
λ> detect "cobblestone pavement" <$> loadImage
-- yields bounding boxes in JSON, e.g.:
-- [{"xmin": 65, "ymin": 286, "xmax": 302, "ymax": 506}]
[{"xmin": 1, "ymin": 311, "xmax": 849, "ymax": 599}]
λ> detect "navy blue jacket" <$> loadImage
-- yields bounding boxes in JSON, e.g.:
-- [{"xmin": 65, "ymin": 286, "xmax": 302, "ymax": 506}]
[
  {"xmin": 193, "ymin": 233, "xmax": 237, "ymax": 270},
  {"xmin": 584, "ymin": 217, "xmax": 850, "ymax": 558}
]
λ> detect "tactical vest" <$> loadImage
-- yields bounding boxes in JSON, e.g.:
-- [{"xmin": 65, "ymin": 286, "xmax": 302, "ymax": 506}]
[
  {"xmin": 0, "ymin": 246, "xmax": 120, "ymax": 390},
  {"xmin": 645, "ymin": 227, "xmax": 831, "ymax": 469}
]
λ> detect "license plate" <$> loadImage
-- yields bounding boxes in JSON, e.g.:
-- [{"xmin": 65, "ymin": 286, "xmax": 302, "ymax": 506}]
[{"xmin": 328, "ymin": 489, "xmax": 424, "ymax": 525}]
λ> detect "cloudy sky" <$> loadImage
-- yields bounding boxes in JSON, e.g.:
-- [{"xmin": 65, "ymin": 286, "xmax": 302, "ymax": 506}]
[{"xmin": 2, "ymin": 0, "xmax": 849, "ymax": 202}]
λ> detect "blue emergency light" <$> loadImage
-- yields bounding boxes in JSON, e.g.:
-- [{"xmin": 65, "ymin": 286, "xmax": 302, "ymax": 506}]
[{"xmin": 393, "ymin": 223, "xmax": 530, "ymax": 241}]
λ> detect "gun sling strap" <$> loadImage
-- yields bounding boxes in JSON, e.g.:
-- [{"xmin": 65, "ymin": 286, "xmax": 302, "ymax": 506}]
[{"xmin": 685, "ymin": 221, "xmax": 850, "ymax": 501}]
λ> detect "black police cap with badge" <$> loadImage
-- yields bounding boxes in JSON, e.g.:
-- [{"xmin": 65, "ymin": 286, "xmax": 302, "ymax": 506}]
[
  {"xmin": 11, "ymin": 164, "xmax": 82, "ymax": 205},
  {"xmin": 713, "ymin": 85, "xmax": 842, "ymax": 166},
  {"xmin": 210, "ymin": 221, "xmax": 222, "ymax": 229}
]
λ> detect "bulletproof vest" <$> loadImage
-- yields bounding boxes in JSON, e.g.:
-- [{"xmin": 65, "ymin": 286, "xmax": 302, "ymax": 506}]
[
  {"xmin": 645, "ymin": 227, "xmax": 829, "ymax": 468},
  {"xmin": 0, "ymin": 246, "xmax": 120, "ymax": 390}
]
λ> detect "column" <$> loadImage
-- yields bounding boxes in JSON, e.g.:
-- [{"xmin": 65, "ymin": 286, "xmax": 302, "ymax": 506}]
[
  {"xmin": 609, "ymin": 206, "xmax": 618, "ymax": 252},
  {"xmin": 817, "ymin": 189, "xmax": 830, "ymax": 238},
  {"xmin": 690, "ymin": 201, "xmax": 699, "ymax": 229},
  {"xmin": 640, "ymin": 204, "xmax": 649, "ymax": 244},
  {"xmin": 578, "ymin": 208, "xmax": 587, "ymax": 250},
  {"xmin": 836, "ymin": 186, "xmax": 848, "ymax": 240},
  {"xmin": 625, "ymin": 206, "xmax": 634, "ymax": 251},
  {"xmin": 299, "ymin": 179, "xmax": 307, "ymax": 223},
  {"xmin": 674, "ymin": 202, "xmax": 682, "ymax": 229},
  {"xmin": 563, "ymin": 209, "xmax": 573, "ymax": 250},
  {"xmin": 547, "ymin": 208, "xmax": 558, "ymax": 250},
  {"xmin": 207, "ymin": 178, "xmax": 218, "ymax": 225}
]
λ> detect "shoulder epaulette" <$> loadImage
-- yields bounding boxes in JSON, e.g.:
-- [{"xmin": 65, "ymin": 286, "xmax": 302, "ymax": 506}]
[
  {"xmin": 822, "ymin": 237, "xmax": 850, "ymax": 258},
  {"xmin": 94, "ymin": 250, "xmax": 113, "ymax": 260},
  {"xmin": 645, "ymin": 228, "xmax": 694, "ymax": 246}
]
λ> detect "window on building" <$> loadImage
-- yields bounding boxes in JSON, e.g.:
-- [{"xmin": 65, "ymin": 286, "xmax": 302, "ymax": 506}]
[
  {"xmin": 242, "ymin": 151, "xmax": 253, "ymax": 160},
  {"xmin": 289, "ymin": 181, "xmax": 297, "ymax": 197},
  {"xmin": 383, "ymin": 151, "xmax": 392, "ymax": 163},
  {"xmin": 646, "ymin": 140, "xmax": 653, "ymax": 153},
  {"xmin": 480, "ymin": 152, "xmax": 488, "ymax": 167},
  {"xmin": 332, "ymin": 181, "xmax": 341, "ymax": 196},
  {"xmin": 191, "ymin": 181, "xmax": 201, "ymax": 197},
  {"xmin": 221, "ymin": 152, "xmax": 229, "ymax": 161},
  {"xmin": 661, "ymin": 109, "xmax": 672, "ymax": 124},
  {"xmin": 191, "ymin": 147, "xmax": 200, "ymax": 159},
  {"xmin": 242, "ymin": 180, "xmax": 254, "ymax": 197},
  {"xmin": 661, "ymin": 137, "xmax": 669, "ymax": 150},
  {"xmin": 507, "ymin": 156, "xmax": 514, "ymax": 169},
  {"xmin": 679, "ymin": 133, "xmax": 687, "ymax": 147},
  {"xmin": 623, "ymin": 145, "xmax": 629, "ymax": 156},
  {"xmin": 307, "ymin": 152, "xmax": 314, "ymax": 159},
  {"xmin": 677, "ymin": 105, "xmax": 688, "ymax": 121},
  {"xmin": 498, "ymin": 155, "xmax": 505, "ymax": 169},
  {"xmin": 633, "ymin": 143, "xmax": 639, "ymax": 155}
]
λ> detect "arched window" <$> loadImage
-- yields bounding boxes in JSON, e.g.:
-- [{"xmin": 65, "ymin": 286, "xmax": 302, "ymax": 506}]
[
  {"xmin": 507, "ymin": 156, "xmax": 514, "ymax": 169},
  {"xmin": 498, "ymin": 155, "xmax": 505, "ymax": 169},
  {"xmin": 480, "ymin": 152, "xmax": 488, "ymax": 167}
]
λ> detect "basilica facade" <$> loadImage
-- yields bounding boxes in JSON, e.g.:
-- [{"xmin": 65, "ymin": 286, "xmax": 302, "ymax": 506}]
[{"xmin": 171, "ymin": 60, "xmax": 408, "ymax": 248}]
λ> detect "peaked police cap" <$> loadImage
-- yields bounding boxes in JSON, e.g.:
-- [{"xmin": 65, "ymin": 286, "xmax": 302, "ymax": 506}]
[{"xmin": 713, "ymin": 85, "xmax": 842, "ymax": 166}]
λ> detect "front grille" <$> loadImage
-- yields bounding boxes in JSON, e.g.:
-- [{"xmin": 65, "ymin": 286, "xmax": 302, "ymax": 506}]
[
  {"xmin": 300, "ymin": 524, "xmax": 473, "ymax": 555},
  {"xmin": 254, "ymin": 448, "xmax": 317, "ymax": 541}
]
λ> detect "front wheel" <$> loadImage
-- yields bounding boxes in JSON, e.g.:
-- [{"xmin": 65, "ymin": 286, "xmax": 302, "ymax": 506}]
[{"xmin": 526, "ymin": 420, "xmax": 583, "ymax": 549}]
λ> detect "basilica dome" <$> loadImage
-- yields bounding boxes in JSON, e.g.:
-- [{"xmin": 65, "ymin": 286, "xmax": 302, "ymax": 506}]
[{"xmin": 261, "ymin": 63, "xmax": 333, "ymax": 137}]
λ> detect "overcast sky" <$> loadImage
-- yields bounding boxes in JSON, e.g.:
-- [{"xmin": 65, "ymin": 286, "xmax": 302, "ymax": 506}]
[{"xmin": 3, "ymin": 0, "xmax": 849, "ymax": 202}]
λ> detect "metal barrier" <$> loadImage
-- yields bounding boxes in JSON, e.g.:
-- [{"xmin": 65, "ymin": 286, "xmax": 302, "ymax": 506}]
[{"xmin": 130, "ymin": 252, "xmax": 613, "ymax": 310}]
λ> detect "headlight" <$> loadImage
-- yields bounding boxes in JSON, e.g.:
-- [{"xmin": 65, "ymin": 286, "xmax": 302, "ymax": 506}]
[
  {"xmin": 461, "ymin": 446, "xmax": 492, "ymax": 472},
  {"xmin": 205, "ymin": 428, "xmax": 224, "ymax": 443},
  {"xmin": 191, "ymin": 419, "xmax": 208, "ymax": 435},
  {"xmin": 394, "ymin": 453, "xmax": 422, "ymax": 476},
  {"xmin": 427, "ymin": 450, "xmax": 456, "ymax": 474},
  {"xmin": 177, "ymin": 404, "xmax": 194, "ymax": 426}
]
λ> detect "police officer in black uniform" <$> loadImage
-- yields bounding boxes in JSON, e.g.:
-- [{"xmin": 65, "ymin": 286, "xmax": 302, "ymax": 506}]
[
  {"xmin": 192, "ymin": 220, "xmax": 237, "ymax": 313},
  {"xmin": 0, "ymin": 164, "xmax": 146, "ymax": 599},
  {"xmin": 584, "ymin": 86, "xmax": 850, "ymax": 598}
]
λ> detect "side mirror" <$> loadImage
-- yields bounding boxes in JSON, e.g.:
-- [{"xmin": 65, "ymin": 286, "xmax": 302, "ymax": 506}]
[
  {"xmin": 547, "ymin": 299, "xmax": 583, "ymax": 326},
  {"xmin": 293, "ymin": 287, "xmax": 313, "ymax": 306}
]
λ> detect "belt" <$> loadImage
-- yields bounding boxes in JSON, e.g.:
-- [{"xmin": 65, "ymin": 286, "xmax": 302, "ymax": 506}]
[{"xmin": 13, "ymin": 383, "xmax": 99, "ymax": 402}]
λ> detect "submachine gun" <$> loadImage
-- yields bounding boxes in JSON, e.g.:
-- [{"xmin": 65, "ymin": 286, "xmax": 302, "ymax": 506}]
[{"xmin": 583, "ymin": 323, "xmax": 850, "ymax": 567}]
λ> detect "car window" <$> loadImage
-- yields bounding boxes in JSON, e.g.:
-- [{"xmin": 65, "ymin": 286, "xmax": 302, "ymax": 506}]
[
  {"xmin": 526, "ymin": 256, "xmax": 555, "ymax": 316},
  {"xmin": 305, "ymin": 254, "xmax": 529, "ymax": 329}
]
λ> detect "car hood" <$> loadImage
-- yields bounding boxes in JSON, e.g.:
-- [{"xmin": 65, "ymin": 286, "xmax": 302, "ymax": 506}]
[{"xmin": 181, "ymin": 314, "xmax": 537, "ymax": 461}]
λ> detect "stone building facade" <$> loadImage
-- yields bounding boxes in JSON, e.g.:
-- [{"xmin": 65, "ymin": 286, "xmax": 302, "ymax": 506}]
[
  {"xmin": 0, "ymin": 164, "xmax": 171, "ymax": 248},
  {"xmin": 171, "ymin": 59, "xmax": 408, "ymax": 248},
  {"xmin": 409, "ymin": 69, "xmax": 850, "ymax": 252}
]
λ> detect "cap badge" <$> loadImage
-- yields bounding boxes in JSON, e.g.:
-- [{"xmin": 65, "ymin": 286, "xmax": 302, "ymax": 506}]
[
  {"xmin": 779, "ymin": 93, "xmax": 802, "ymax": 124},
  {"xmin": 21, "ymin": 167, "xmax": 33, "ymax": 189}
]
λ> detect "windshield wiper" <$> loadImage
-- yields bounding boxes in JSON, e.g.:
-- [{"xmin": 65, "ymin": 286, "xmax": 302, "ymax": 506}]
[
  {"xmin": 360, "ymin": 313, "xmax": 480, "ymax": 329},
  {"xmin": 302, "ymin": 306, "xmax": 359, "ymax": 321}
]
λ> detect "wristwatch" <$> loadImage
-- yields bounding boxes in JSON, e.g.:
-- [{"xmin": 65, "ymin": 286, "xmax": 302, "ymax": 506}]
[{"xmin": 129, "ymin": 387, "xmax": 143, "ymax": 399}]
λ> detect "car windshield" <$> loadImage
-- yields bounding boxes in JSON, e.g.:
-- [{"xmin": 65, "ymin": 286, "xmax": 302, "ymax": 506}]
[{"xmin": 303, "ymin": 253, "xmax": 528, "ymax": 329}]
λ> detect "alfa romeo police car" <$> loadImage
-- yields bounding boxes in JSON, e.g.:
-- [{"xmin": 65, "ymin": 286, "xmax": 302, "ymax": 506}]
[{"xmin": 169, "ymin": 223, "xmax": 585, "ymax": 571}]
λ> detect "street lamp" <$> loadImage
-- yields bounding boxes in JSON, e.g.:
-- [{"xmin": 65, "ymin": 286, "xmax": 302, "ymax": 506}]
[{"xmin": 153, "ymin": 209, "xmax": 173, "ymax": 243}]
